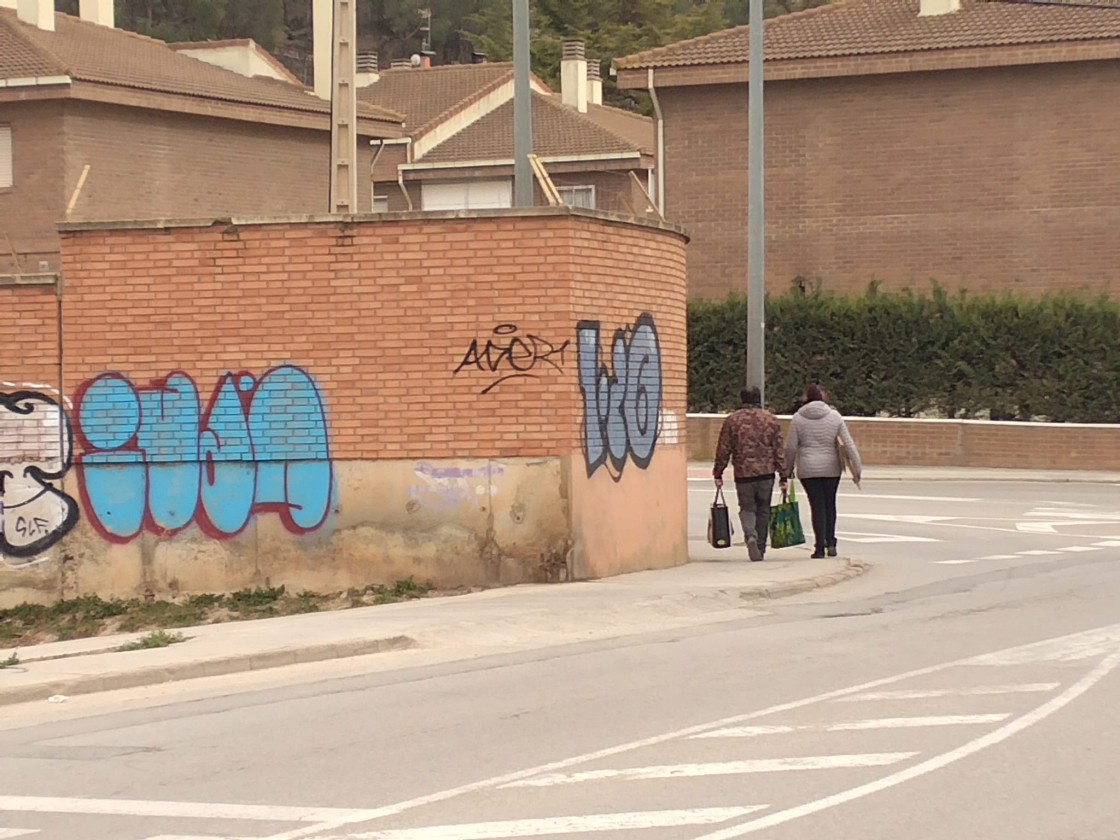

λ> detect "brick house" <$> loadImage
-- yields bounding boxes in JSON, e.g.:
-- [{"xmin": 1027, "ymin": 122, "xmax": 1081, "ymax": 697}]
[
  {"xmin": 614, "ymin": 0, "xmax": 1120, "ymax": 299},
  {"xmin": 0, "ymin": 1, "xmax": 403, "ymax": 274},
  {"xmin": 358, "ymin": 43, "xmax": 656, "ymax": 215}
]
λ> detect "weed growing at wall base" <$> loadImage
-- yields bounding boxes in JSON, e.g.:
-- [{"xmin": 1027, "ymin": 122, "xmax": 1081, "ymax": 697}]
[{"xmin": 689, "ymin": 286, "xmax": 1120, "ymax": 422}]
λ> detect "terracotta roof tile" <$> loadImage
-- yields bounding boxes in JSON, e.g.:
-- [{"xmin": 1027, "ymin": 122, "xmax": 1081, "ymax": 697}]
[
  {"xmin": 421, "ymin": 92, "xmax": 651, "ymax": 164},
  {"xmin": 358, "ymin": 63, "xmax": 514, "ymax": 132},
  {"xmin": 0, "ymin": 8, "xmax": 402, "ymax": 124},
  {"xmin": 615, "ymin": 0, "xmax": 1120, "ymax": 69}
]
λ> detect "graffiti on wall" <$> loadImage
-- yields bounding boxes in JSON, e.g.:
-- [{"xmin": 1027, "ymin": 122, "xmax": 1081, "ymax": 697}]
[
  {"xmin": 0, "ymin": 390, "xmax": 79, "ymax": 564},
  {"xmin": 407, "ymin": 462, "xmax": 505, "ymax": 512},
  {"xmin": 577, "ymin": 312, "xmax": 663, "ymax": 481},
  {"xmin": 454, "ymin": 324, "xmax": 570, "ymax": 395},
  {"xmin": 75, "ymin": 365, "xmax": 332, "ymax": 541}
]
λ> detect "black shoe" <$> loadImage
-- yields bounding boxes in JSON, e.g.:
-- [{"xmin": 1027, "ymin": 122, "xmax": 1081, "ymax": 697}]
[
  {"xmin": 811, "ymin": 550, "xmax": 825, "ymax": 559},
  {"xmin": 826, "ymin": 546, "xmax": 838, "ymax": 557}
]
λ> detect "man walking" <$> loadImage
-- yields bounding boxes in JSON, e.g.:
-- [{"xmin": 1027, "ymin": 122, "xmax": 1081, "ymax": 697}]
[{"xmin": 713, "ymin": 387, "xmax": 789, "ymax": 562}]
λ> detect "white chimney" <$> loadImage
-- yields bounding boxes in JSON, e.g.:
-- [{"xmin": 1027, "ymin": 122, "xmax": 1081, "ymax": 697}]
[
  {"xmin": 313, "ymin": 0, "xmax": 332, "ymax": 99},
  {"xmin": 79, "ymin": 0, "xmax": 113, "ymax": 27},
  {"xmin": 356, "ymin": 51, "xmax": 379, "ymax": 87},
  {"xmin": 17, "ymin": 0, "xmax": 54, "ymax": 30},
  {"xmin": 561, "ymin": 40, "xmax": 588, "ymax": 114},
  {"xmin": 919, "ymin": 0, "xmax": 960, "ymax": 15},
  {"xmin": 587, "ymin": 60, "xmax": 603, "ymax": 107}
]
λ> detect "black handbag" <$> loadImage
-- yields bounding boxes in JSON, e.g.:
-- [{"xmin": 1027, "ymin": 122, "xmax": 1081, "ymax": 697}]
[{"xmin": 707, "ymin": 487, "xmax": 733, "ymax": 549}]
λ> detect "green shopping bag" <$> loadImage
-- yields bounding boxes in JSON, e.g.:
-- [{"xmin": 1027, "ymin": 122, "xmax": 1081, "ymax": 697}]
[{"xmin": 769, "ymin": 484, "xmax": 806, "ymax": 549}]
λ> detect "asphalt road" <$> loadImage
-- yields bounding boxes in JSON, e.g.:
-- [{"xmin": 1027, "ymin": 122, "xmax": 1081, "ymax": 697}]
[{"xmin": 3, "ymin": 476, "xmax": 1120, "ymax": 840}]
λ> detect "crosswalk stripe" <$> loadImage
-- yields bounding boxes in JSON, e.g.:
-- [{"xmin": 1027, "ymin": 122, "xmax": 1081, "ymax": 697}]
[
  {"xmin": 1094, "ymin": 540, "xmax": 1120, "ymax": 547},
  {"xmin": 0, "ymin": 796, "xmax": 373, "ymax": 823},
  {"xmin": 0, "ymin": 830, "xmax": 40, "ymax": 839},
  {"xmin": 1059, "ymin": 546, "xmax": 1101, "ymax": 553},
  {"xmin": 695, "ymin": 715, "xmax": 1007, "ymax": 738},
  {"xmin": 935, "ymin": 560, "xmax": 977, "ymax": 565},
  {"xmin": 978, "ymin": 555, "xmax": 1020, "ymax": 560},
  {"xmin": 319, "ymin": 808, "xmax": 769, "ymax": 839},
  {"xmin": 1018, "ymin": 550, "xmax": 1061, "ymax": 556},
  {"xmin": 503, "ymin": 754, "xmax": 917, "ymax": 788},
  {"xmin": 838, "ymin": 683, "xmax": 1059, "ymax": 701}
]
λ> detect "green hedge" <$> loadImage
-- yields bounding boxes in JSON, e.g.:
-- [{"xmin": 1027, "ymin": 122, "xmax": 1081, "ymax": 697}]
[{"xmin": 689, "ymin": 285, "xmax": 1120, "ymax": 422}]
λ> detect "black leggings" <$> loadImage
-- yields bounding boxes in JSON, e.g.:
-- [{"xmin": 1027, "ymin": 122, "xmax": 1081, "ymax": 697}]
[{"xmin": 801, "ymin": 476, "xmax": 841, "ymax": 552}]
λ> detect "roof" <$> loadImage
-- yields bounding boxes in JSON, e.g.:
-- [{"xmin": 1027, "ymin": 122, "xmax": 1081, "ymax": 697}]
[
  {"xmin": 168, "ymin": 38, "xmax": 304, "ymax": 86},
  {"xmin": 0, "ymin": 8, "xmax": 402, "ymax": 125},
  {"xmin": 420, "ymin": 92, "xmax": 653, "ymax": 164},
  {"xmin": 358, "ymin": 62, "xmax": 514, "ymax": 132},
  {"xmin": 614, "ymin": 0, "xmax": 1120, "ymax": 69}
]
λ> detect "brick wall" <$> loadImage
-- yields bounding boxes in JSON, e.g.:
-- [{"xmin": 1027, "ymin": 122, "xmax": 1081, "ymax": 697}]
[
  {"xmin": 0, "ymin": 101, "xmax": 65, "ymax": 274},
  {"xmin": 0, "ymin": 209, "xmax": 689, "ymax": 603},
  {"xmin": 660, "ymin": 61, "xmax": 1120, "ymax": 300},
  {"xmin": 688, "ymin": 414, "xmax": 1120, "ymax": 472}
]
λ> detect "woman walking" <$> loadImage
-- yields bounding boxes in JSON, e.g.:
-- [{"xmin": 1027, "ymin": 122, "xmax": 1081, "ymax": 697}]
[{"xmin": 786, "ymin": 383, "xmax": 862, "ymax": 558}]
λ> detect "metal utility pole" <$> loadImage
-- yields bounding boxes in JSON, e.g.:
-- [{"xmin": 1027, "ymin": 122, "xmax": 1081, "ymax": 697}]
[
  {"xmin": 746, "ymin": 0, "xmax": 766, "ymax": 403},
  {"xmin": 512, "ymin": 0, "xmax": 534, "ymax": 207},
  {"xmin": 330, "ymin": 0, "xmax": 358, "ymax": 214}
]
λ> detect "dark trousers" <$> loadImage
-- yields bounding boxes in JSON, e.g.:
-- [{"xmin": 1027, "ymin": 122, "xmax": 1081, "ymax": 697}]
[
  {"xmin": 801, "ymin": 476, "xmax": 841, "ymax": 552},
  {"xmin": 735, "ymin": 476, "xmax": 775, "ymax": 554}
]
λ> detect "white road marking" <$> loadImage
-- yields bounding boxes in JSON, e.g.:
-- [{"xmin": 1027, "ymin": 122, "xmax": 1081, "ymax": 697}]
[
  {"xmin": 841, "ymin": 514, "xmax": 956, "ymax": 524},
  {"xmin": 0, "ymin": 831, "xmax": 40, "ymax": 839},
  {"xmin": 935, "ymin": 560, "xmax": 977, "ymax": 565},
  {"xmin": 694, "ymin": 715, "xmax": 1007, "ymax": 738},
  {"xmin": 837, "ymin": 683, "xmax": 1060, "ymax": 702},
  {"xmin": 1018, "ymin": 550, "xmax": 1061, "ymax": 556},
  {"xmin": 312, "ymin": 808, "xmax": 768, "ymax": 839},
  {"xmin": 262, "ymin": 625, "xmax": 1120, "ymax": 840},
  {"xmin": 978, "ymin": 555, "xmax": 1021, "ymax": 560},
  {"xmin": 1059, "ymin": 546, "xmax": 1101, "ymax": 553},
  {"xmin": 690, "ymin": 648, "xmax": 1120, "ymax": 839},
  {"xmin": 837, "ymin": 494, "xmax": 981, "ymax": 502},
  {"xmin": 836, "ymin": 531, "xmax": 940, "ymax": 544},
  {"xmin": 1094, "ymin": 540, "xmax": 1120, "ymax": 547},
  {"xmin": 0, "ymin": 797, "xmax": 382, "ymax": 824},
  {"xmin": 502, "ymin": 754, "xmax": 917, "ymax": 788}
]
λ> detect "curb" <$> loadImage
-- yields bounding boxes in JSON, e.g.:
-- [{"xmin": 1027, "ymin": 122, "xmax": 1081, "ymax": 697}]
[
  {"xmin": 0, "ymin": 634, "xmax": 416, "ymax": 709},
  {"xmin": 737, "ymin": 559, "xmax": 870, "ymax": 601}
]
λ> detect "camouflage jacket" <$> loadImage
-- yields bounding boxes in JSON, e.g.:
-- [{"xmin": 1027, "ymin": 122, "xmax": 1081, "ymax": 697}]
[{"xmin": 713, "ymin": 407, "xmax": 789, "ymax": 481}]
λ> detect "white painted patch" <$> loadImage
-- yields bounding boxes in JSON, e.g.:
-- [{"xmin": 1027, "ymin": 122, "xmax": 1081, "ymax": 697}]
[
  {"xmin": 659, "ymin": 411, "xmax": 681, "ymax": 446},
  {"xmin": 503, "ymin": 754, "xmax": 916, "ymax": 788},
  {"xmin": 0, "ymin": 830, "xmax": 40, "ymax": 839},
  {"xmin": 841, "ymin": 514, "xmax": 956, "ymax": 524},
  {"xmin": 320, "ymin": 808, "xmax": 768, "ymax": 839},
  {"xmin": 838, "ymin": 683, "xmax": 1059, "ymax": 702},
  {"xmin": 1058, "ymin": 546, "xmax": 1101, "ymax": 553},
  {"xmin": 692, "ymin": 725, "xmax": 797, "ymax": 739},
  {"xmin": 978, "ymin": 555, "xmax": 1021, "ymax": 561},
  {"xmin": 971, "ymin": 625, "xmax": 1120, "ymax": 666},
  {"xmin": 1094, "ymin": 540, "xmax": 1120, "ymax": 547},
  {"xmin": 827, "ymin": 714, "xmax": 1009, "ymax": 731},
  {"xmin": 0, "ymin": 796, "xmax": 380, "ymax": 824},
  {"xmin": 1018, "ymin": 550, "xmax": 1061, "ymax": 556},
  {"xmin": 690, "ymin": 649, "xmax": 1120, "ymax": 839},
  {"xmin": 934, "ymin": 560, "xmax": 977, "ymax": 565}
]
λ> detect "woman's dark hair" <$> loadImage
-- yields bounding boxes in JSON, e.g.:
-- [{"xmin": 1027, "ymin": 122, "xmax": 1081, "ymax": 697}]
[{"xmin": 804, "ymin": 383, "xmax": 826, "ymax": 403}]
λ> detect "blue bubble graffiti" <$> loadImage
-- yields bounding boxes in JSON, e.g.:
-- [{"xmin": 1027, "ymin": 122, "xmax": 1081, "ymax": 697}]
[
  {"xmin": 75, "ymin": 366, "xmax": 332, "ymax": 541},
  {"xmin": 576, "ymin": 312, "xmax": 663, "ymax": 481}
]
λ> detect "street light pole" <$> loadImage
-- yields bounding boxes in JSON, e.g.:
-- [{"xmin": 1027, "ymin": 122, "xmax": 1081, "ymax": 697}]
[
  {"xmin": 746, "ymin": 0, "xmax": 766, "ymax": 404},
  {"xmin": 512, "ymin": 0, "xmax": 534, "ymax": 207}
]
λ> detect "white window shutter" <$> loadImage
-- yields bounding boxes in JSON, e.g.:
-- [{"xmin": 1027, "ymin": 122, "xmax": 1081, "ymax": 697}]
[{"xmin": 0, "ymin": 127, "xmax": 11, "ymax": 189}]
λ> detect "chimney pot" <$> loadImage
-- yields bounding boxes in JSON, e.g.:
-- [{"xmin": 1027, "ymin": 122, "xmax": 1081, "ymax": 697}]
[
  {"xmin": 79, "ymin": 0, "xmax": 114, "ymax": 27},
  {"xmin": 562, "ymin": 40, "xmax": 586, "ymax": 60},
  {"xmin": 471, "ymin": 51, "xmax": 488, "ymax": 65},
  {"xmin": 16, "ymin": 0, "xmax": 54, "ymax": 30},
  {"xmin": 587, "ymin": 59, "xmax": 603, "ymax": 107}
]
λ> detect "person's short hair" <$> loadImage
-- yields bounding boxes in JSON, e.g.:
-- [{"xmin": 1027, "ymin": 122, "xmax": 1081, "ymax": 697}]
[
  {"xmin": 740, "ymin": 386, "xmax": 762, "ymax": 406},
  {"xmin": 804, "ymin": 383, "xmax": 825, "ymax": 403}
]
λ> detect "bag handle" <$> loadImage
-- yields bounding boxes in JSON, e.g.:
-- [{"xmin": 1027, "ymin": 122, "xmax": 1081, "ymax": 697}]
[{"xmin": 714, "ymin": 486, "xmax": 726, "ymax": 506}]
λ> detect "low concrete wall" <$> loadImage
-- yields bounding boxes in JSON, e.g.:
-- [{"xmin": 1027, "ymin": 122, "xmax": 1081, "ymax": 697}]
[{"xmin": 689, "ymin": 414, "xmax": 1120, "ymax": 471}]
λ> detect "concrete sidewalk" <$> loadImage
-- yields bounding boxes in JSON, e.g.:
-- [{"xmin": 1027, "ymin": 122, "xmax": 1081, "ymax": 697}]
[
  {"xmin": 0, "ymin": 552, "xmax": 864, "ymax": 708},
  {"xmin": 691, "ymin": 464, "xmax": 1120, "ymax": 483}
]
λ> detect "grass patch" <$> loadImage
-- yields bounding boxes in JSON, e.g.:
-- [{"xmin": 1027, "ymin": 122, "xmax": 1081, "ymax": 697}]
[
  {"xmin": 118, "ymin": 630, "xmax": 186, "ymax": 652},
  {"xmin": 0, "ymin": 578, "xmax": 437, "ymax": 648},
  {"xmin": 0, "ymin": 651, "xmax": 19, "ymax": 669}
]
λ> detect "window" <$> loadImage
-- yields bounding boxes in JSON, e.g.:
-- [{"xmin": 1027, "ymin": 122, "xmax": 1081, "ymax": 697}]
[
  {"xmin": 559, "ymin": 185, "xmax": 596, "ymax": 210},
  {"xmin": 421, "ymin": 180, "xmax": 512, "ymax": 211},
  {"xmin": 372, "ymin": 195, "xmax": 390, "ymax": 213},
  {"xmin": 0, "ymin": 127, "xmax": 11, "ymax": 189}
]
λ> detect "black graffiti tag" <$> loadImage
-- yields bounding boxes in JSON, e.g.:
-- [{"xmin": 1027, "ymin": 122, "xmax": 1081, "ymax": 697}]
[{"xmin": 454, "ymin": 324, "xmax": 571, "ymax": 395}]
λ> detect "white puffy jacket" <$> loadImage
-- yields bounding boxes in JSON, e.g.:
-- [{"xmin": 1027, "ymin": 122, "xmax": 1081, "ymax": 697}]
[{"xmin": 786, "ymin": 400, "xmax": 862, "ymax": 480}]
